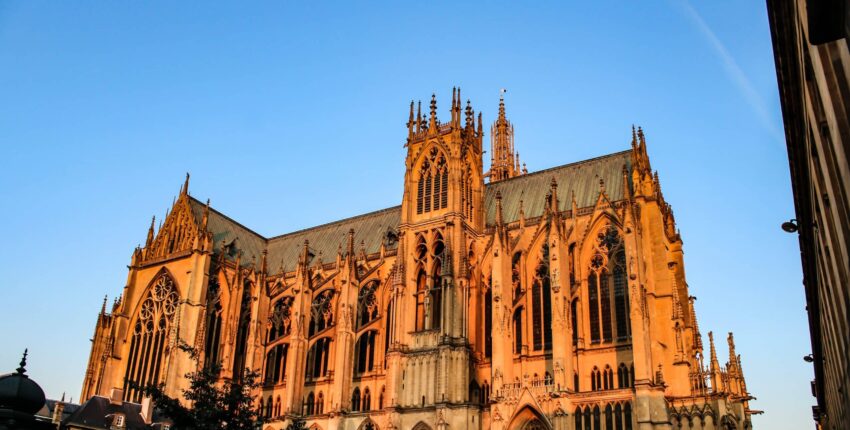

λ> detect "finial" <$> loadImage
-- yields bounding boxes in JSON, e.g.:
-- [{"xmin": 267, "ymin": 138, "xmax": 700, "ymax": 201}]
[
  {"xmin": 522, "ymin": 162, "xmax": 527, "ymax": 174},
  {"xmin": 452, "ymin": 87, "xmax": 457, "ymax": 109},
  {"xmin": 465, "ymin": 100, "xmax": 473, "ymax": 128},
  {"xmin": 416, "ymin": 100, "xmax": 422, "ymax": 132},
  {"xmin": 61, "ymin": 392, "xmax": 65, "ymax": 402},
  {"xmin": 347, "ymin": 229, "xmax": 355, "ymax": 258},
  {"xmin": 498, "ymin": 88, "xmax": 506, "ymax": 122},
  {"xmin": 146, "ymin": 215, "xmax": 156, "ymax": 247},
  {"xmin": 631, "ymin": 125, "xmax": 637, "ymax": 148},
  {"xmin": 599, "ymin": 177, "xmax": 606, "ymax": 193},
  {"xmin": 407, "ymin": 100, "xmax": 415, "ymax": 136},
  {"xmin": 182, "ymin": 172, "xmax": 190, "ymax": 196},
  {"xmin": 16, "ymin": 349, "xmax": 28, "ymax": 375},
  {"xmin": 101, "ymin": 295, "xmax": 108, "ymax": 315},
  {"xmin": 477, "ymin": 112, "xmax": 482, "ymax": 135},
  {"xmin": 429, "ymin": 93, "xmax": 437, "ymax": 128}
]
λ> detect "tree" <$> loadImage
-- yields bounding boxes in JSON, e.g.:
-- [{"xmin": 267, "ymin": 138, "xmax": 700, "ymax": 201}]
[{"xmin": 135, "ymin": 343, "xmax": 263, "ymax": 430}]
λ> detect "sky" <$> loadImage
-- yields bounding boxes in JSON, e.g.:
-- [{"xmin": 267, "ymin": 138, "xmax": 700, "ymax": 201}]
[{"xmin": 0, "ymin": 1, "xmax": 810, "ymax": 428}]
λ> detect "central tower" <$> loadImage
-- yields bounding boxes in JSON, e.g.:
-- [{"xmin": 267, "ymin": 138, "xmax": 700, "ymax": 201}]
[{"xmin": 386, "ymin": 88, "xmax": 484, "ymax": 427}]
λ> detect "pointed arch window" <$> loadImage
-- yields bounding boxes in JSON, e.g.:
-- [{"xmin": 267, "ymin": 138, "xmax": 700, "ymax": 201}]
[
  {"xmin": 355, "ymin": 330, "xmax": 378, "ymax": 374},
  {"xmin": 416, "ymin": 148, "xmax": 448, "ymax": 215},
  {"xmin": 531, "ymin": 244, "xmax": 552, "ymax": 351},
  {"xmin": 591, "ymin": 366, "xmax": 602, "ymax": 391},
  {"xmin": 232, "ymin": 282, "xmax": 253, "ymax": 382},
  {"xmin": 617, "ymin": 363, "xmax": 631, "ymax": 388},
  {"xmin": 351, "ymin": 387, "xmax": 361, "ymax": 412},
  {"xmin": 415, "ymin": 269, "xmax": 427, "ymax": 331},
  {"xmin": 268, "ymin": 296, "xmax": 294, "ymax": 342},
  {"xmin": 203, "ymin": 276, "xmax": 222, "ymax": 369},
  {"xmin": 587, "ymin": 225, "xmax": 630, "ymax": 344},
  {"xmin": 305, "ymin": 337, "xmax": 332, "ymax": 380},
  {"xmin": 357, "ymin": 281, "xmax": 379, "ymax": 329},
  {"xmin": 123, "ymin": 273, "xmax": 179, "ymax": 402},
  {"xmin": 309, "ymin": 289, "xmax": 335, "ymax": 337},
  {"xmin": 304, "ymin": 392, "xmax": 315, "ymax": 416},
  {"xmin": 513, "ymin": 307, "xmax": 524, "ymax": 354},
  {"xmin": 363, "ymin": 387, "xmax": 372, "ymax": 411},
  {"xmin": 604, "ymin": 365, "xmax": 614, "ymax": 390}
]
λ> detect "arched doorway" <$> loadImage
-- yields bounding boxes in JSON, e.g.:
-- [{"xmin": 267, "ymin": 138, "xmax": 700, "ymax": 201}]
[{"xmin": 507, "ymin": 405, "xmax": 552, "ymax": 430}]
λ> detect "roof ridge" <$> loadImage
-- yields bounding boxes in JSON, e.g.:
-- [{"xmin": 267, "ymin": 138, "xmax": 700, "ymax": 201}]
[
  {"xmin": 267, "ymin": 205, "xmax": 402, "ymax": 241},
  {"xmin": 486, "ymin": 149, "xmax": 631, "ymax": 187}
]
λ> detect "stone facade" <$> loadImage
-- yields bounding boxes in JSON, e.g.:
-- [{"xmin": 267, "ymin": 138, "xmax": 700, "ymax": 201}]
[
  {"xmin": 81, "ymin": 90, "xmax": 756, "ymax": 430},
  {"xmin": 767, "ymin": 1, "xmax": 850, "ymax": 428}
]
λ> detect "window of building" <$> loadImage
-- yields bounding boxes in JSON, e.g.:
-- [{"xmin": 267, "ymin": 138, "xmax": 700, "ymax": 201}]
[
  {"xmin": 123, "ymin": 273, "xmax": 179, "ymax": 402},
  {"xmin": 352, "ymin": 387, "xmax": 361, "ymax": 412}
]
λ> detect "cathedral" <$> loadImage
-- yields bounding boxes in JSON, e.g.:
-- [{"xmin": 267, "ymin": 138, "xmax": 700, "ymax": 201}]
[{"xmin": 81, "ymin": 90, "xmax": 756, "ymax": 430}]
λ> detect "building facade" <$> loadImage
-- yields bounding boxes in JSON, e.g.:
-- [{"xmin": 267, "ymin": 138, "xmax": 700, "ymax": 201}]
[
  {"xmin": 767, "ymin": 1, "xmax": 850, "ymax": 429},
  {"xmin": 81, "ymin": 91, "xmax": 756, "ymax": 430}
]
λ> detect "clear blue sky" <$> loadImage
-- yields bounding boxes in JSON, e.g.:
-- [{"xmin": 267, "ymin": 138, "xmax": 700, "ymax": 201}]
[{"xmin": 0, "ymin": 1, "xmax": 809, "ymax": 428}]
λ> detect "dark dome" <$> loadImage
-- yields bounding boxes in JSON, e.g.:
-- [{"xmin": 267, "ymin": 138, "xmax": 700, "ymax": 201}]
[{"xmin": 0, "ymin": 351, "xmax": 45, "ymax": 415}]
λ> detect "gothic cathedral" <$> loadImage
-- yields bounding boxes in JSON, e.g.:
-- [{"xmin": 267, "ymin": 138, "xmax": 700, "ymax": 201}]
[{"xmin": 81, "ymin": 90, "xmax": 755, "ymax": 430}]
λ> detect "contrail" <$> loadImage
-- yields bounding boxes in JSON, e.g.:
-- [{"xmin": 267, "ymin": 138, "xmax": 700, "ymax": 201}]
[{"xmin": 677, "ymin": 0, "xmax": 783, "ymax": 141}]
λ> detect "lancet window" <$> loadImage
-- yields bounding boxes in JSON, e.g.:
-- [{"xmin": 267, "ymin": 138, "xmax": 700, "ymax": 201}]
[
  {"xmin": 414, "ymin": 234, "xmax": 443, "ymax": 331},
  {"xmin": 304, "ymin": 392, "xmax": 315, "ymax": 416},
  {"xmin": 513, "ymin": 307, "xmax": 524, "ymax": 354},
  {"xmin": 531, "ymin": 244, "xmax": 552, "ymax": 351},
  {"xmin": 232, "ymin": 282, "xmax": 253, "ymax": 382},
  {"xmin": 203, "ymin": 276, "xmax": 222, "ymax": 369},
  {"xmin": 384, "ymin": 298, "xmax": 394, "ymax": 360},
  {"xmin": 461, "ymin": 167, "xmax": 474, "ymax": 218},
  {"xmin": 617, "ymin": 363, "xmax": 632, "ymax": 388},
  {"xmin": 416, "ymin": 148, "xmax": 448, "ymax": 214},
  {"xmin": 512, "ymin": 252, "xmax": 523, "ymax": 302},
  {"xmin": 351, "ymin": 387, "xmax": 361, "ymax": 412},
  {"xmin": 430, "ymin": 235, "xmax": 444, "ymax": 329},
  {"xmin": 355, "ymin": 330, "xmax": 378, "ymax": 374},
  {"xmin": 305, "ymin": 337, "xmax": 332, "ymax": 380},
  {"xmin": 591, "ymin": 367, "xmax": 602, "ymax": 391},
  {"xmin": 264, "ymin": 343, "xmax": 289, "ymax": 385},
  {"xmin": 363, "ymin": 388, "xmax": 372, "ymax": 411},
  {"xmin": 587, "ymin": 225, "xmax": 630, "ymax": 344},
  {"xmin": 123, "ymin": 273, "xmax": 180, "ymax": 402}
]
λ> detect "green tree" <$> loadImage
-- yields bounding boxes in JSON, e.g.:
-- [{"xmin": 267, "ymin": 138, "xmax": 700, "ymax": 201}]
[{"xmin": 135, "ymin": 343, "xmax": 263, "ymax": 430}]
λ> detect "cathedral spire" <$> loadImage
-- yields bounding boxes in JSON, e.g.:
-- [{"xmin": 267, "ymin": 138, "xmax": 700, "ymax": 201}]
[
  {"xmin": 488, "ymin": 89, "xmax": 518, "ymax": 182},
  {"xmin": 145, "ymin": 216, "xmax": 155, "ymax": 248}
]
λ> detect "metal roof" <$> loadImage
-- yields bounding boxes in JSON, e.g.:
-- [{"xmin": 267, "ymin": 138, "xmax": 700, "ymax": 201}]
[{"xmin": 190, "ymin": 150, "xmax": 632, "ymax": 273}]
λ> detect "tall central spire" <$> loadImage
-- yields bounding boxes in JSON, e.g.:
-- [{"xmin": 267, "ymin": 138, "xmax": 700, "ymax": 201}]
[{"xmin": 487, "ymin": 89, "xmax": 522, "ymax": 182}]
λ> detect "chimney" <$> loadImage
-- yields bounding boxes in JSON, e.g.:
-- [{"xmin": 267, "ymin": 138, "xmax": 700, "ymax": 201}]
[
  {"xmin": 109, "ymin": 388, "xmax": 124, "ymax": 405},
  {"xmin": 140, "ymin": 397, "xmax": 153, "ymax": 424}
]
